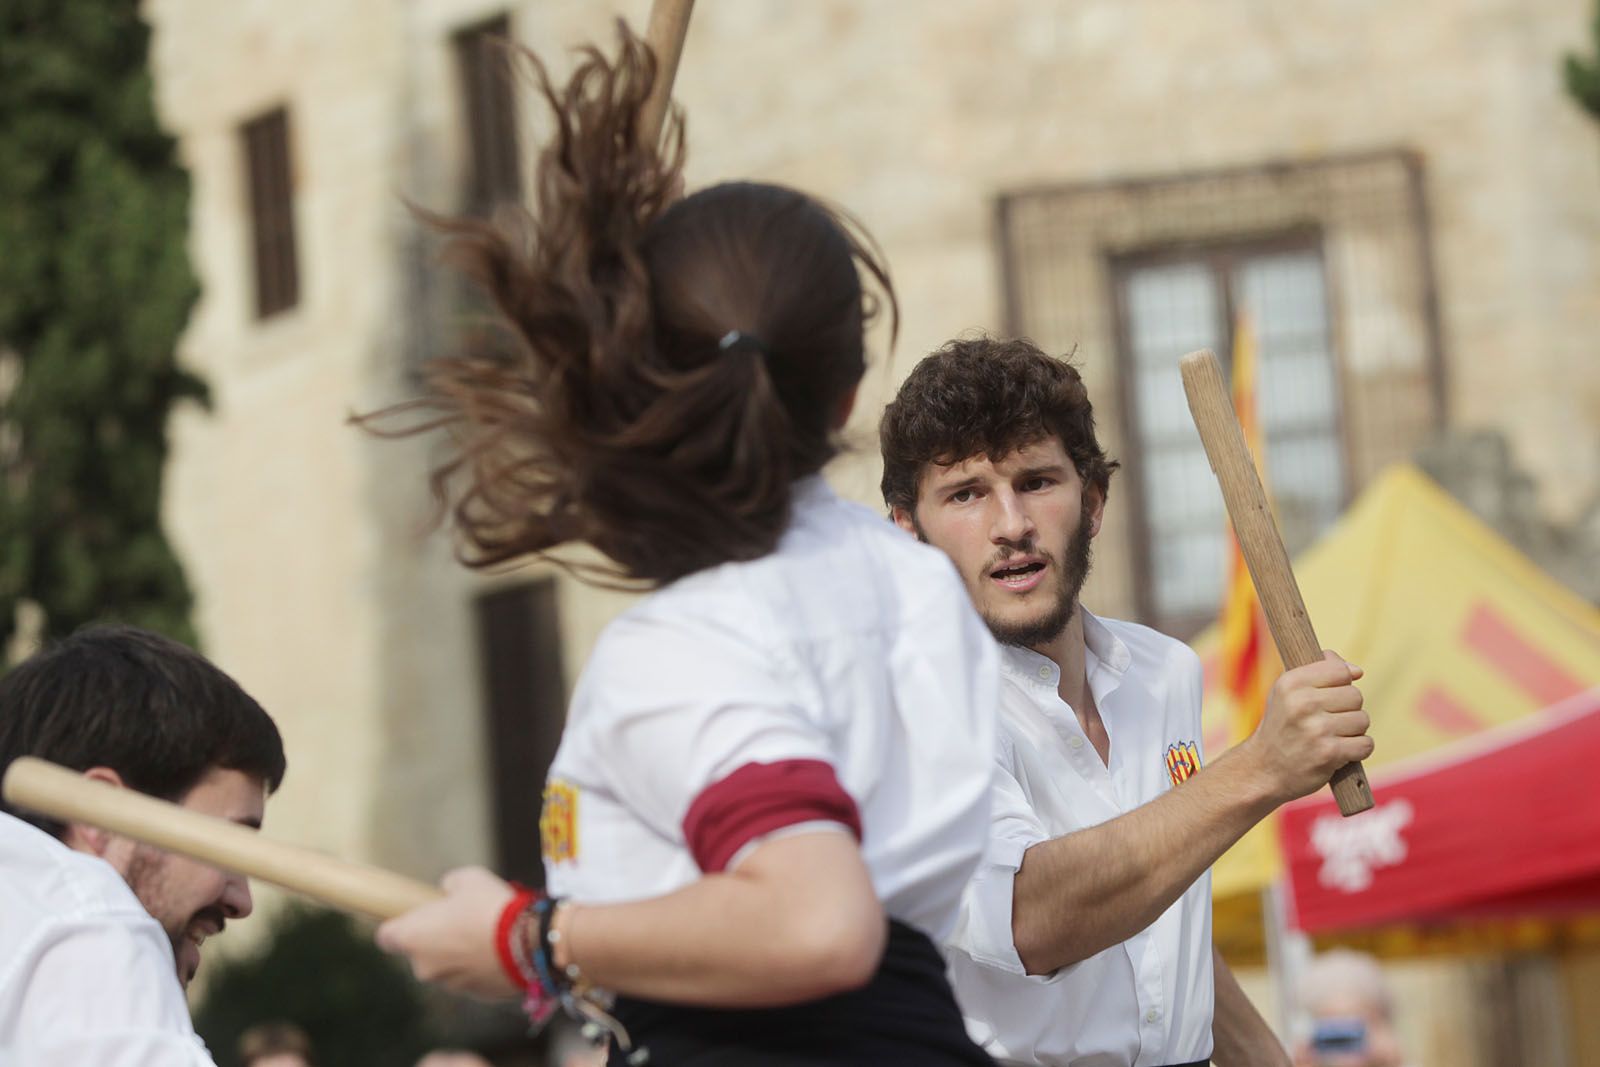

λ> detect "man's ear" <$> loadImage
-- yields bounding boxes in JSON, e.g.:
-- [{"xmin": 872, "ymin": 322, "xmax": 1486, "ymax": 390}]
[
  {"xmin": 61, "ymin": 767, "xmax": 127, "ymax": 855},
  {"xmin": 1086, "ymin": 484, "xmax": 1107, "ymax": 539},
  {"xmin": 891, "ymin": 505, "xmax": 919, "ymax": 538}
]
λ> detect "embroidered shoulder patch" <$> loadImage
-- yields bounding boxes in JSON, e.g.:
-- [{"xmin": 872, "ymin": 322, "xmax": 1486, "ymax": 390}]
[
  {"xmin": 1164, "ymin": 741, "xmax": 1201, "ymax": 786},
  {"xmin": 540, "ymin": 780, "xmax": 579, "ymax": 865}
]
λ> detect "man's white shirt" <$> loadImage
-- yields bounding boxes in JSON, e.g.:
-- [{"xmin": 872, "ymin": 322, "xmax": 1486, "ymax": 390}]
[
  {"xmin": 945, "ymin": 610, "xmax": 1215, "ymax": 1067},
  {"xmin": 0, "ymin": 812, "xmax": 215, "ymax": 1066}
]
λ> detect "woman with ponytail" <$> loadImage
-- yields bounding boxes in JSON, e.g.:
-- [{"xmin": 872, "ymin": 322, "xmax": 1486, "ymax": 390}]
[{"xmin": 373, "ymin": 24, "xmax": 999, "ymax": 1066}]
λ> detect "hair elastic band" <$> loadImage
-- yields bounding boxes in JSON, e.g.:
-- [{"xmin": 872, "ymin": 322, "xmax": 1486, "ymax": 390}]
[{"xmin": 718, "ymin": 330, "xmax": 770, "ymax": 357}]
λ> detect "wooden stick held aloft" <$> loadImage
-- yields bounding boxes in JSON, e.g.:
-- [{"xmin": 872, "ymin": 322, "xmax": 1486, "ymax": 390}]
[
  {"xmin": 2, "ymin": 757, "xmax": 442, "ymax": 920},
  {"xmin": 1179, "ymin": 349, "xmax": 1375, "ymax": 816},
  {"xmin": 640, "ymin": 0, "xmax": 696, "ymax": 148}
]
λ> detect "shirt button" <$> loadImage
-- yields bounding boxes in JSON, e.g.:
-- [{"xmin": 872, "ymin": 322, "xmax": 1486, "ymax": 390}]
[
  {"xmin": 1037, "ymin": 665, "xmax": 1051, "ymax": 680},
  {"xmin": 1069, "ymin": 736, "xmax": 1085, "ymax": 750},
  {"xmin": 1145, "ymin": 1009, "xmax": 1161, "ymax": 1023}
]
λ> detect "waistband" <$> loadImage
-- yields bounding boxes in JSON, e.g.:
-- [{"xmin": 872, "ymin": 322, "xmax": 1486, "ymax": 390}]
[{"xmin": 606, "ymin": 918, "xmax": 994, "ymax": 1066}]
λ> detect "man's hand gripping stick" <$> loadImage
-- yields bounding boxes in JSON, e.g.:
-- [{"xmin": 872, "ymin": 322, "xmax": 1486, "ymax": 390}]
[{"xmin": 1180, "ymin": 349, "xmax": 1374, "ymax": 816}]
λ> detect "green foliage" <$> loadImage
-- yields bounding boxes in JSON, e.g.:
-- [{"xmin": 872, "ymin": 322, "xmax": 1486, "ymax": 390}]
[
  {"xmin": 0, "ymin": 0, "xmax": 204, "ymax": 648},
  {"xmin": 1568, "ymin": 3, "xmax": 1600, "ymax": 122},
  {"xmin": 193, "ymin": 905, "xmax": 436, "ymax": 1067}
]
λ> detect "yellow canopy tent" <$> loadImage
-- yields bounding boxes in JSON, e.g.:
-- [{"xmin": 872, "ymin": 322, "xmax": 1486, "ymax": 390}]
[{"xmin": 1192, "ymin": 464, "xmax": 1600, "ymax": 961}]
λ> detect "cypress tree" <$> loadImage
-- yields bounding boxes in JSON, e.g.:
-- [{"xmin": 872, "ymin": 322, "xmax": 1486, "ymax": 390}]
[
  {"xmin": 0, "ymin": 0, "xmax": 203, "ymax": 648},
  {"xmin": 1567, "ymin": 2, "xmax": 1600, "ymax": 122}
]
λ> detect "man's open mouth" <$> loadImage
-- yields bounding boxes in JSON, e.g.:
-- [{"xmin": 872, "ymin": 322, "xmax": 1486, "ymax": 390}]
[{"xmin": 990, "ymin": 560, "xmax": 1046, "ymax": 587}]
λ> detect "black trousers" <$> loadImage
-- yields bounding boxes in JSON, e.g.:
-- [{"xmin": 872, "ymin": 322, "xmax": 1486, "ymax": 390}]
[{"xmin": 606, "ymin": 920, "xmax": 995, "ymax": 1066}]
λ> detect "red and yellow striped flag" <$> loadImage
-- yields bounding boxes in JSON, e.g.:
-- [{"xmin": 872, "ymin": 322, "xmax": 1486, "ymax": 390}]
[{"xmin": 1219, "ymin": 315, "xmax": 1281, "ymax": 745}]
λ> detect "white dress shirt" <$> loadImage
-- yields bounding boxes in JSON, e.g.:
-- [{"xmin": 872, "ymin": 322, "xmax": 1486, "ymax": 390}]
[
  {"xmin": 543, "ymin": 476, "xmax": 999, "ymax": 944},
  {"xmin": 946, "ymin": 610, "xmax": 1214, "ymax": 1067},
  {"xmin": 0, "ymin": 812, "xmax": 216, "ymax": 1066}
]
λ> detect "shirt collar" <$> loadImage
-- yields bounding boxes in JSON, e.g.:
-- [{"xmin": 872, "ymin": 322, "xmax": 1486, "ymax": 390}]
[
  {"xmin": 997, "ymin": 607, "xmax": 1132, "ymax": 690},
  {"xmin": 1081, "ymin": 607, "xmax": 1132, "ymax": 676},
  {"xmin": 999, "ymin": 643, "xmax": 1061, "ymax": 687}
]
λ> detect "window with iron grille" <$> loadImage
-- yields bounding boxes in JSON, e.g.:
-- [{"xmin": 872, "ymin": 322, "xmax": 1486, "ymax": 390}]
[
  {"xmin": 1114, "ymin": 238, "xmax": 1345, "ymax": 630},
  {"xmin": 240, "ymin": 107, "xmax": 299, "ymax": 319},
  {"xmin": 453, "ymin": 15, "xmax": 521, "ymax": 214},
  {"xmin": 998, "ymin": 150, "xmax": 1446, "ymax": 635},
  {"xmin": 475, "ymin": 580, "xmax": 566, "ymax": 888}
]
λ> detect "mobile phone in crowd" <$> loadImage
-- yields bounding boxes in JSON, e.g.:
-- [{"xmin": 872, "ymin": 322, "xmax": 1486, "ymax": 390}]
[{"xmin": 1310, "ymin": 1017, "xmax": 1368, "ymax": 1060}]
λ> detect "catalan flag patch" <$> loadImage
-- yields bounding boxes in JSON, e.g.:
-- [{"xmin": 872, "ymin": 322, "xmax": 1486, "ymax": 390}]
[
  {"xmin": 540, "ymin": 779, "xmax": 579, "ymax": 865},
  {"xmin": 1164, "ymin": 741, "xmax": 1201, "ymax": 786}
]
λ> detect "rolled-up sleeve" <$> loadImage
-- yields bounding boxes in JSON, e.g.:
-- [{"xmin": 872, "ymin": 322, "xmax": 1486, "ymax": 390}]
[{"xmin": 946, "ymin": 754, "xmax": 1050, "ymax": 975}]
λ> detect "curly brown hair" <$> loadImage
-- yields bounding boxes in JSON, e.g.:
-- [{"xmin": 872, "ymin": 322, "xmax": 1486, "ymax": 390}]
[
  {"xmin": 879, "ymin": 336, "xmax": 1118, "ymax": 514},
  {"xmin": 364, "ymin": 22, "xmax": 895, "ymax": 586}
]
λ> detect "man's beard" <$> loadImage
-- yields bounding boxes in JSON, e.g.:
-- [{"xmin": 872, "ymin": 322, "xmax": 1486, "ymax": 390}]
[
  {"xmin": 125, "ymin": 848, "xmax": 227, "ymax": 986},
  {"xmin": 983, "ymin": 502, "xmax": 1095, "ymax": 649}
]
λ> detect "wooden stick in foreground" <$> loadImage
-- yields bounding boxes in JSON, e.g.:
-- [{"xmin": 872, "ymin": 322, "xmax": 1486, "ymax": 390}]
[
  {"xmin": 639, "ymin": 0, "xmax": 696, "ymax": 147},
  {"xmin": 2, "ymin": 756, "xmax": 442, "ymax": 920},
  {"xmin": 1180, "ymin": 349, "xmax": 1375, "ymax": 816}
]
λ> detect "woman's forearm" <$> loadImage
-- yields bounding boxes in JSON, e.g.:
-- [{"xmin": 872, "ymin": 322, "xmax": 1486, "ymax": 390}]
[
  {"xmin": 556, "ymin": 831, "xmax": 889, "ymax": 1004},
  {"xmin": 378, "ymin": 833, "xmax": 888, "ymax": 1008},
  {"xmin": 556, "ymin": 832, "xmax": 886, "ymax": 1006}
]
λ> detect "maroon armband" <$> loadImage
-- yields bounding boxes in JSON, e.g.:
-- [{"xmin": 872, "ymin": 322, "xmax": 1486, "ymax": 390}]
[{"xmin": 683, "ymin": 759, "xmax": 862, "ymax": 873}]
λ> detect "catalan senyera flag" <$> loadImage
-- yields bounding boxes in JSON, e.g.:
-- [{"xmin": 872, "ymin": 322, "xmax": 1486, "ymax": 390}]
[{"xmin": 1218, "ymin": 315, "xmax": 1281, "ymax": 746}]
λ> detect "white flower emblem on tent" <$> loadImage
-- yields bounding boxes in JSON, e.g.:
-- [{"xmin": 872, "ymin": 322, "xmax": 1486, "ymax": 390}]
[{"xmin": 1309, "ymin": 799, "xmax": 1415, "ymax": 893}]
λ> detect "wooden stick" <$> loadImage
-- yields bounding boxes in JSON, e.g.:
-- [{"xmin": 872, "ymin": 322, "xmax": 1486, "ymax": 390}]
[
  {"xmin": 639, "ymin": 0, "xmax": 696, "ymax": 148},
  {"xmin": 2, "ymin": 757, "xmax": 443, "ymax": 920},
  {"xmin": 1180, "ymin": 349, "xmax": 1375, "ymax": 816}
]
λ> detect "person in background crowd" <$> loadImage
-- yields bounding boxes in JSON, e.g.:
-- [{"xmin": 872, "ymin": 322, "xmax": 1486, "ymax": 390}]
[
  {"xmin": 414, "ymin": 1051, "xmax": 493, "ymax": 1067},
  {"xmin": 1292, "ymin": 950, "xmax": 1409, "ymax": 1067},
  {"xmin": 239, "ymin": 1020, "xmax": 315, "ymax": 1067}
]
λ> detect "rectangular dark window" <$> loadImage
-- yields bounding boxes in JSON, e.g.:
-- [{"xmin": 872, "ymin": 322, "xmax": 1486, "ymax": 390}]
[
  {"xmin": 454, "ymin": 15, "xmax": 521, "ymax": 214},
  {"xmin": 240, "ymin": 107, "xmax": 299, "ymax": 319},
  {"xmin": 475, "ymin": 581, "xmax": 566, "ymax": 888}
]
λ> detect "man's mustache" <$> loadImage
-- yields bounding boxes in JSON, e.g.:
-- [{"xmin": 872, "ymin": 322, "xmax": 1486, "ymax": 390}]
[
  {"xmin": 187, "ymin": 905, "xmax": 228, "ymax": 939},
  {"xmin": 987, "ymin": 541, "xmax": 1056, "ymax": 573}
]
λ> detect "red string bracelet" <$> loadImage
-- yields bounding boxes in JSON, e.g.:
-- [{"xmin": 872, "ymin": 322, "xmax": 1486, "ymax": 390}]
[{"xmin": 494, "ymin": 885, "xmax": 538, "ymax": 990}]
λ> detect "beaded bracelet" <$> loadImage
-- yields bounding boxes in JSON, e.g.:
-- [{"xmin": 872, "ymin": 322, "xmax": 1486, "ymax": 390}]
[
  {"xmin": 495, "ymin": 889, "xmax": 643, "ymax": 1061},
  {"xmin": 538, "ymin": 897, "xmax": 587, "ymax": 991}
]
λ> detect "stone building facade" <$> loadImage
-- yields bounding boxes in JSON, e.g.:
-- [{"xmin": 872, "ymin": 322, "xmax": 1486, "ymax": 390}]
[{"xmin": 143, "ymin": 0, "xmax": 1600, "ymax": 1062}]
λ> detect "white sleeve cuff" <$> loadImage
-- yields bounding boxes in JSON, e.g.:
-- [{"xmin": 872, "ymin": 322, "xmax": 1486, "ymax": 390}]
[{"xmin": 950, "ymin": 832, "xmax": 1048, "ymax": 977}]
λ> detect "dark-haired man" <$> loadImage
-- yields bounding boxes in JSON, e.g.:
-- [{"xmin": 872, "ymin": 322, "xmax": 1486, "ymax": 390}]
[
  {"xmin": 0, "ymin": 624, "xmax": 287, "ymax": 1064},
  {"xmin": 881, "ymin": 338, "xmax": 1373, "ymax": 1067}
]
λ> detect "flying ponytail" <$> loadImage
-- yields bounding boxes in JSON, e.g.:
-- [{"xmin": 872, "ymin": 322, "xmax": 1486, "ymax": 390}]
[{"xmin": 367, "ymin": 21, "xmax": 896, "ymax": 586}]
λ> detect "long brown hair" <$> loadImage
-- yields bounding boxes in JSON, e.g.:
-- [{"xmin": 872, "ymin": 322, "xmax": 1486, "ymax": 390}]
[{"xmin": 370, "ymin": 22, "xmax": 896, "ymax": 586}]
